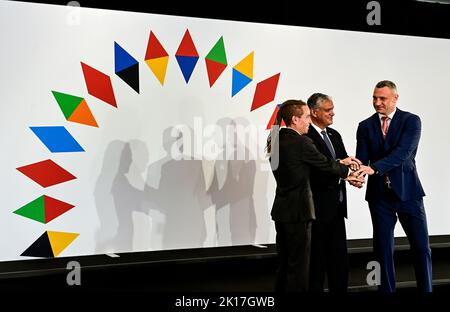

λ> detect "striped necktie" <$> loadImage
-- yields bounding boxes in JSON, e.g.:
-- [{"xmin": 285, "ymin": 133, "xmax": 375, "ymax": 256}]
[
  {"xmin": 381, "ymin": 116, "xmax": 390, "ymax": 139},
  {"xmin": 381, "ymin": 116, "xmax": 392, "ymax": 187}
]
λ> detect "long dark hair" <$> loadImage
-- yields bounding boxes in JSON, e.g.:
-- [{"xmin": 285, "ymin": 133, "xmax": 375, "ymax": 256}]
[{"xmin": 265, "ymin": 99, "xmax": 306, "ymax": 155}]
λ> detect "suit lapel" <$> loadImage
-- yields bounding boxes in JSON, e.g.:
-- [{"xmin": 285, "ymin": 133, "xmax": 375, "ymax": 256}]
[
  {"xmin": 384, "ymin": 108, "xmax": 402, "ymax": 150},
  {"xmin": 308, "ymin": 127, "xmax": 334, "ymax": 158},
  {"xmin": 369, "ymin": 113, "xmax": 384, "ymax": 148},
  {"xmin": 327, "ymin": 128, "xmax": 343, "ymax": 158}
]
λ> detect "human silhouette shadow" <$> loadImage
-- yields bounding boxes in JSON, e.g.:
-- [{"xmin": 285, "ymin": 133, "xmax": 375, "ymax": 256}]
[
  {"xmin": 206, "ymin": 117, "xmax": 258, "ymax": 246},
  {"xmin": 94, "ymin": 139, "xmax": 148, "ymax": 253},
  {"xmin": 144, "ymin": 126, "xmax": 211, "ymax": 250},
  {"xmin": 94, "ymin": 140, "xmax": 124, "ymax": 254}
]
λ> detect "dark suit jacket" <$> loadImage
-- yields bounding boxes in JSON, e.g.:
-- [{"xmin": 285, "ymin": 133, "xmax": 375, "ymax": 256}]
[
  {"xmin": 270, "ymin": 128, "xmax": 349, "ymax": 223},
  {"xmin": 356, "ymin": 108, "xmax": 425, "ymax": 202},
  {"xmin": 306, "ymin": 126, "xmax": 348, "ymax": 222}
]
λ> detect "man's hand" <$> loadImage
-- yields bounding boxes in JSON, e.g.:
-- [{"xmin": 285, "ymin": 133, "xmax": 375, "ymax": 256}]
[
  {"xmin": 339, "ymin": 156, "xmax": 362, "ymax": 171},
  {"xmin": 347, "ymin": 174, "xmax": 365, "ymax": 188},
  {"xmin": 345, "ymin": 173, "xmax": 365, "ymax": 185},
  {"xmin": 354, "ymin": 165, "xmax": 375, "ymax": 178}
]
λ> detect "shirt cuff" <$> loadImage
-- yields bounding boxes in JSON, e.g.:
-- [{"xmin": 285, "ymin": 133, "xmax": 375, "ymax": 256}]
[{"xmin": 370, "ymin": 164, "xmax": 379, "ymax": 175}]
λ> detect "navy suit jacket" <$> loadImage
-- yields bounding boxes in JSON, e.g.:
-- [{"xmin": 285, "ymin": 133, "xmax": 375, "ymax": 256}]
[{"xmin": 356, "ymin": 108, "xmax": 425, "ymax": 202}]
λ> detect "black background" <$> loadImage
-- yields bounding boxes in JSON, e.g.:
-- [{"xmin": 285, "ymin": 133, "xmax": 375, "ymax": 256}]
[{"xmin": 12, "ymin": 0, "xmax": 450, "ymax": 39}]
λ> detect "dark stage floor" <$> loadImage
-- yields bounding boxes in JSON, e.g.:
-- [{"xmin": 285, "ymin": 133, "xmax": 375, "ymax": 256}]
[{"xmin": 1, "ymin": 236, "xmax": 449, "ymax": 293}]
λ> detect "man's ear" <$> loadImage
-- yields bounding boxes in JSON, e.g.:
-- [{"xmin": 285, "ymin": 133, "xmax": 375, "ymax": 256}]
[
  {"xmin": 310, "ymin": 109, "xmax": 317, "ymax": 118},
  {"xmin": 290, "ymin": 115, "xmax": 297, "ymax": 125}
]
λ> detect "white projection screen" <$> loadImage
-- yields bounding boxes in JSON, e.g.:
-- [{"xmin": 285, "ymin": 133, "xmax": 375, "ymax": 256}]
[{"xmin": 1, "ymin": 0, "xmax": 450, "ymax": 262}]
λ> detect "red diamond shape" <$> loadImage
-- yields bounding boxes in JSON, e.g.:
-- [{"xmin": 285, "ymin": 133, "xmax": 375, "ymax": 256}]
[
  {"xmin": 251, "ymin": 73, "xmax": 280, "ymax": 111},
  {"xmin": 17, "ymin": 159, "xmax": 76, "ymax": 187},
  {"xmin": 81, "ymin": 62, "xmax": 117, "ymax": 107}
]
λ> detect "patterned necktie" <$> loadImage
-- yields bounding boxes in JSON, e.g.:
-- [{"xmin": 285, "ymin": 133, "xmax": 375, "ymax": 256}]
[
  {"xmin": 381, "ymin": 116, "xmax": 390, "ymax": 139},
  {"xmin": 320, "ymin": 130, "xmax": 336, "ymax": 159},
  {"xmin": 381, "ymin": 116, "xmax": 392, "ymax": 187}
]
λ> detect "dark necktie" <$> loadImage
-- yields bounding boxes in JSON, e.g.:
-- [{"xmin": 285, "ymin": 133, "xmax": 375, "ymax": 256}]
[
  {"xmin": 320, "ymin": 130, "xmax": 336, "ymax": 159},
  {"xmin": 321, "ymin": 130, "xmax": 343, "ymax": 202}
]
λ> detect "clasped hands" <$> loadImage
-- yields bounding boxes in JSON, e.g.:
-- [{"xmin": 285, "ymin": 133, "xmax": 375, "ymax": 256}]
[{"xmin": 338, "ymin": 156, "xmax": 373, "ymax": 188}]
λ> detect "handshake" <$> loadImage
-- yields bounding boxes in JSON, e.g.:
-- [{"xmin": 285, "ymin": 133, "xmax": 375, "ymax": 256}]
[{"xmin": 338, "ymin": 157, "xmax": 375, "ymax": 188}]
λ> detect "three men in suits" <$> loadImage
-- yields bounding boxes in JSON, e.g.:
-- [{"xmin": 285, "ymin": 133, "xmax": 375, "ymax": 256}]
[
  {"xmin": 355, "ymin": 80, "xmax": 432, "ymax": 292},
  {"xmin": 306, "ymin": 93, "xmax": 350, "ymax": 292},
  {"xmin": 267, "ymin": 99, "xmax": 362, "ymax": 292}
]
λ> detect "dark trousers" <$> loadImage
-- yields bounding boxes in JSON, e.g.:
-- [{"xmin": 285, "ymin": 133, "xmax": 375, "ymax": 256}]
[
  {"xmin": 309, "ymin": 216, "xmax": 348, "ymax": 292},
  {"xmin": 368, "ymin": 190, "xmax": 432, "ymax": 292},
  {"xmin": 274, "ymin": 220, "xmax": 312, "ymax": 292}
]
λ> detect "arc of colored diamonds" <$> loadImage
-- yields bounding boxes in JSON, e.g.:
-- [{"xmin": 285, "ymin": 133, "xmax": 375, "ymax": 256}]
[
  {"xmin": 205, "ymin": 36, "xmax": 227, "ymax": 87},
  {"xmin": 51, "ymin": 91, "xmax": 98, "ymax": 127},
  {"xmin": 16, "ymin": 30, "xmax": 284, "ymax": 259},
  {"xmin": 266, "ymin": 104, "xmax": 286, "ymax": 129},
  {"xmin": 14, "ymin": 195, "xmax": 75, "ymax": 224},
  {"xmin": 251, "ymin": 73, "xmax": 281, "ymax": 111},
  {"xmin": 114, "ymin": 42, "xmax": 140, "ymax": 93},
  {"xmin": 232, "ymin": 51, "xmax": 254, "ymax": 97},
  {"xmin": 145, "ymin": 31, "xmax": 169, "ymax": 85},
  {"xmin": 175, "ymin": 29, "xmax": 199, "ymax": 83},
  {"xmin": 81, "ymin": 62, "xmax": 117, "ymax": 107},
  {"xmin": 30, "ymin": 126, "xmax": 85, "ymax": 153},
  {"xmin": 16, "ymin": 159, "xmax": 76, "ymax": 187},
  {"xmin": 21, "ymin": 231, "xmax": 79, "ymax": 258}
]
